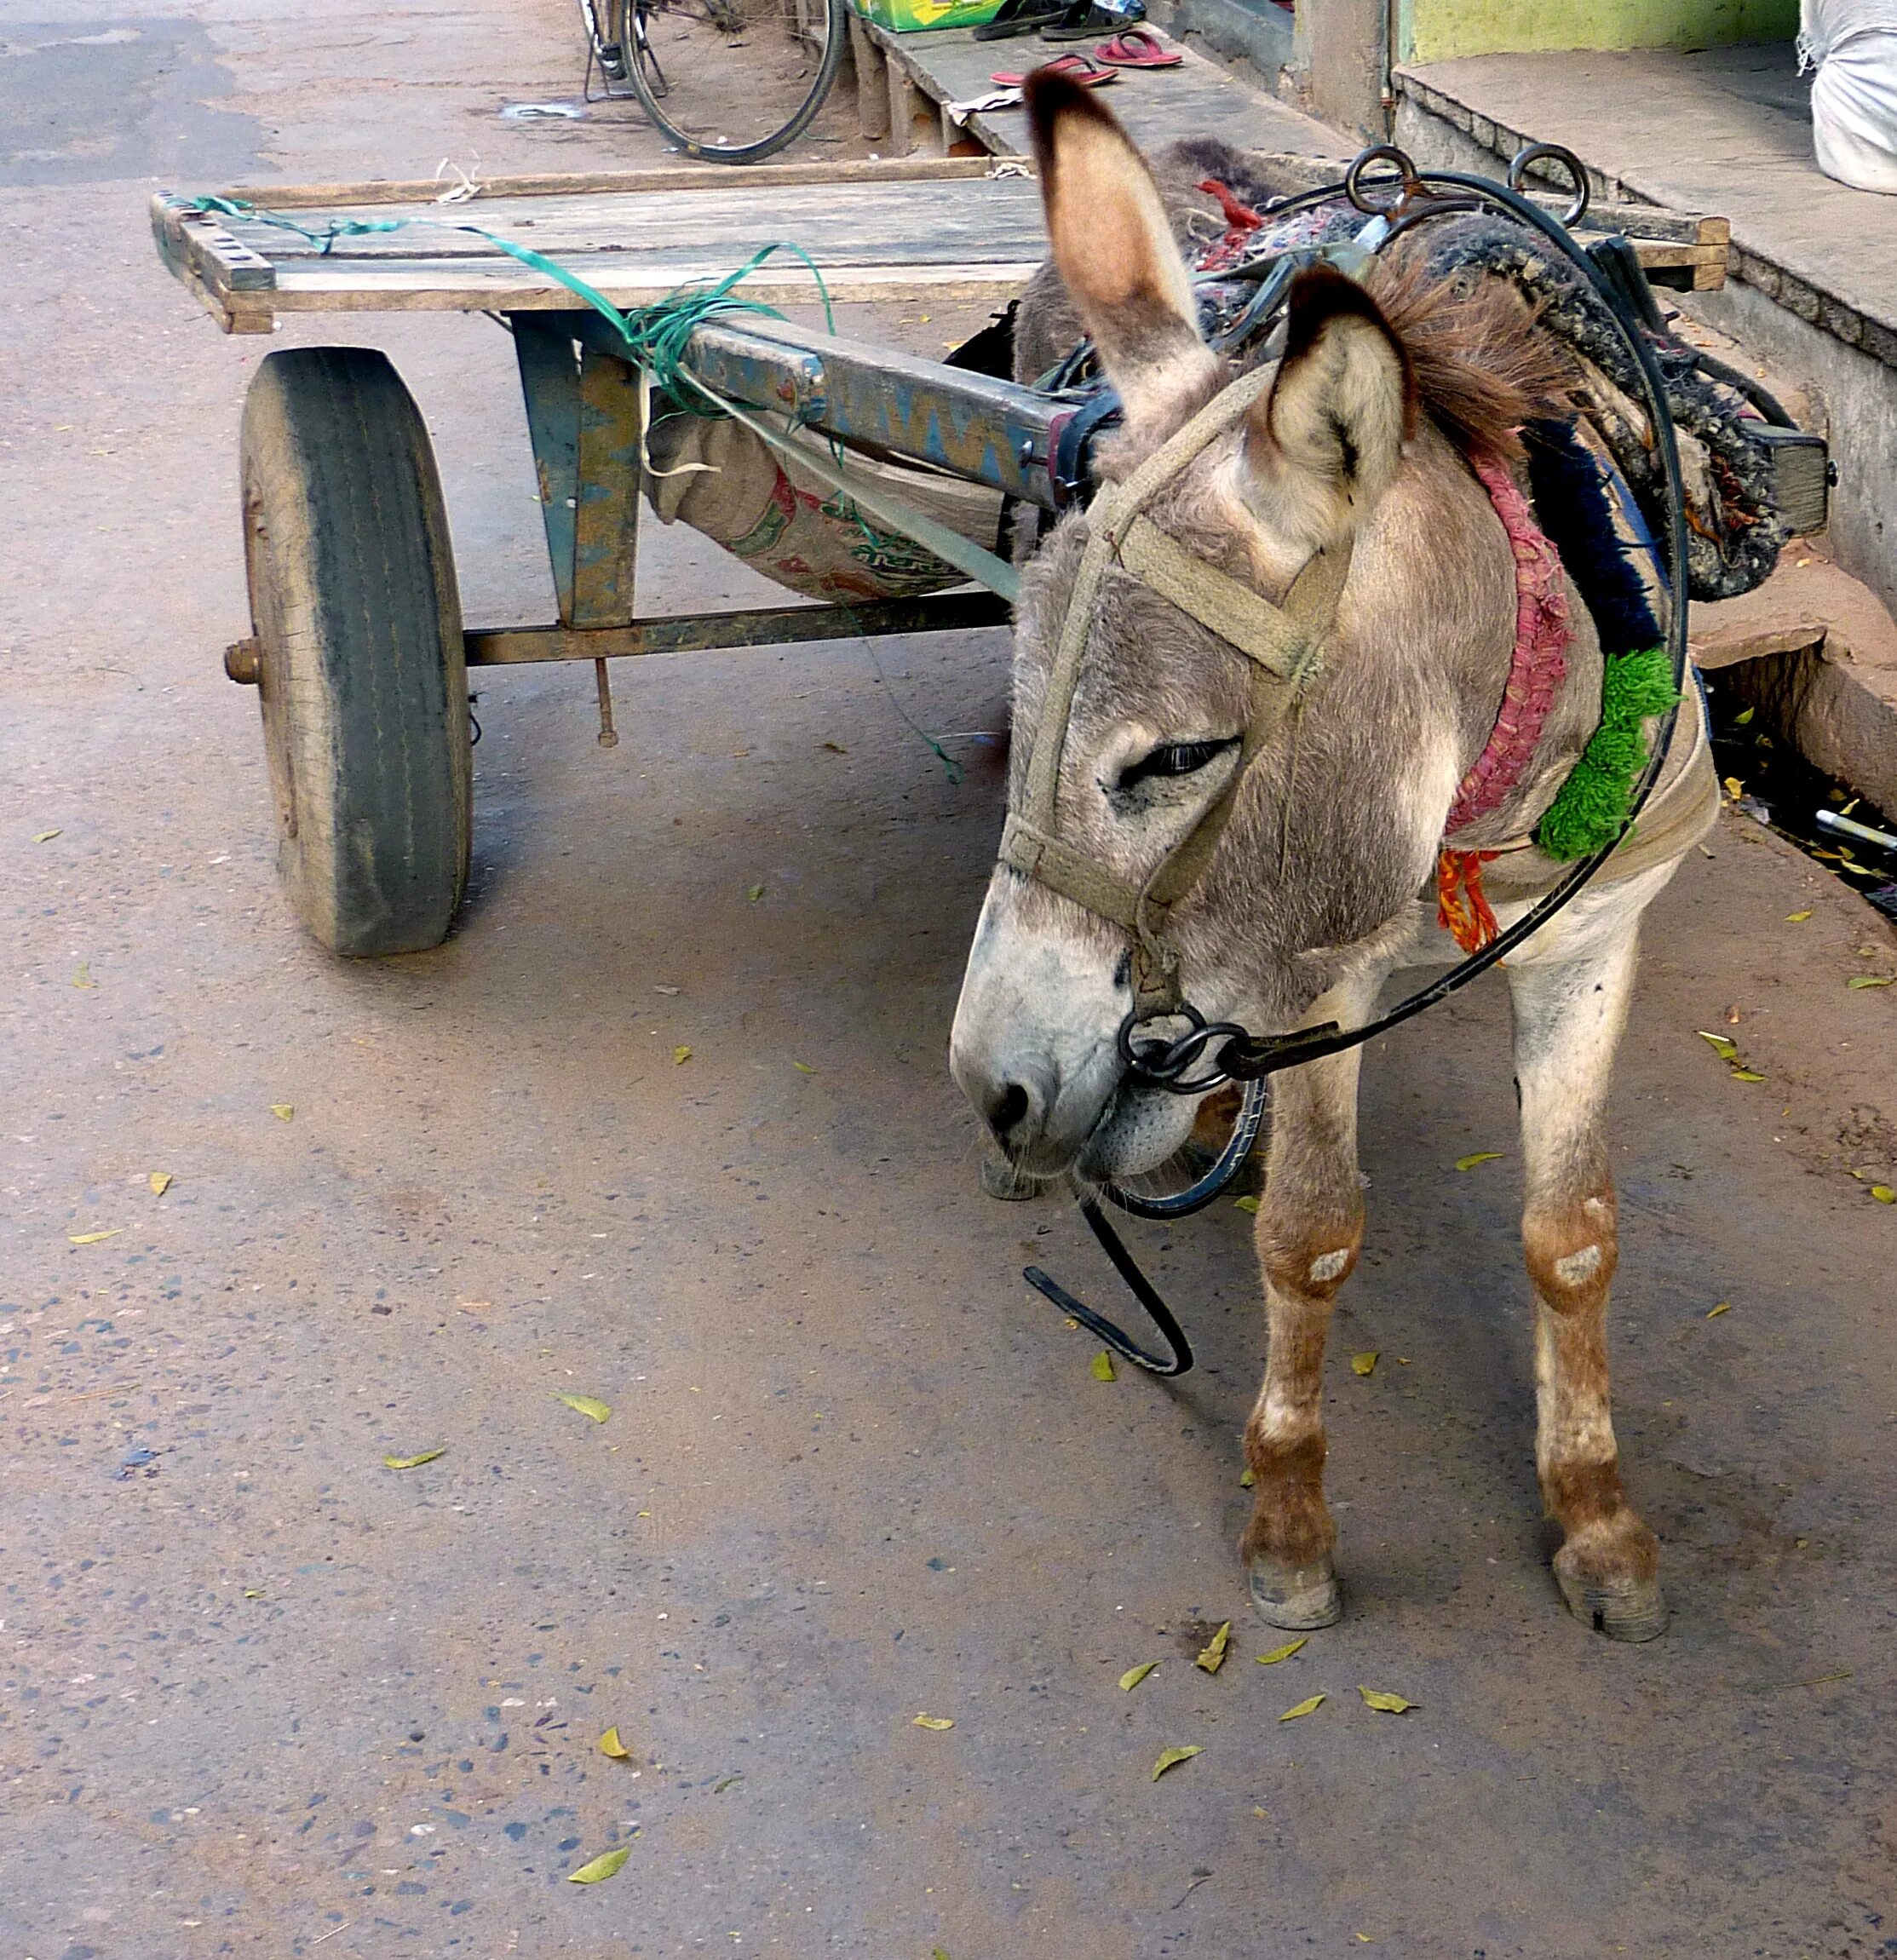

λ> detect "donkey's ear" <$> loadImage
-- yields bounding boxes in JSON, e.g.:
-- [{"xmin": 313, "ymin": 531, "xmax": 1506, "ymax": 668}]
[
  {"xmin": 1026, "ymin": 70, "xmax": 1214, "ymax": 428},
  {"xmin": 1244, "ymin": 266, "xmax": 1415, "ymax": 548}
]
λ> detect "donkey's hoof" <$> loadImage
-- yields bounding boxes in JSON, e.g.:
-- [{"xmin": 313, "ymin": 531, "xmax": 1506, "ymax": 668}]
[
  {"xmin": 1555, "ymin": 1565, "xmax": 1668, "ymax": 1643},
  {"xmin": 1247, "ymin": 1555, "xmax": 1342, "ymax": 1630}
]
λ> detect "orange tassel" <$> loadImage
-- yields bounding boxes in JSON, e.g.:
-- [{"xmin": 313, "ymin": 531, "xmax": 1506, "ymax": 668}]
[{"xmin": 1436, "ymin": 848, "xmax": 1501, "ymax": 954}]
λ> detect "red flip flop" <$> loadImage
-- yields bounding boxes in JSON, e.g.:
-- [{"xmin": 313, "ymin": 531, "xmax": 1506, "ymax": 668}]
[
  {"xmin": 1095, "ymin": 25, "xmax": 1182, "ymax": 65},
  {"xmin": 990, "ymin": 53, "xmax": 1118, "ymax": 85}
]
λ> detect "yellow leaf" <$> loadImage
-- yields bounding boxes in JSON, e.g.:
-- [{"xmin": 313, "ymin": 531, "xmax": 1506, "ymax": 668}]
[
  {"xmin": 1705, "ymin": 1302, "xmax": 1732, "ymax": 1319},
  {"xmin": 1871, "ymin": 1186, "xmax": 1896, "ymax": 1204},
  {"xmin": 1722, "ymin": 775, "xmax": 1744, "ymax": 800},
  {"xmin": 242, "ymin": 1588, "xmax": 265, "ymax": 1599},
  {"xmin": 565, "ymin": 1845, "xmax": 632, "ymax": 1884},
  {"xmin": 1194, "ymin": 1622, "xmax": 1232, "ymax": 1674},
  {"xmin": 1733, "ymin": 706, "xmax": 1755, "ymax": 725},
  {"xmin": 72, "ymin": 963, "xmax": 97, "ymax": 988},
  {"xmin": 1731, "ymin": 1069, "xmax": 1766, "ymax": 1083},
  {"xmin": 1357, "ymin": 1685, "xmax": 1417, "ymax": 1713},
  {"xmin": 673, "ymin": 1046, "xmax": 692, "ymax": 1066},
  {"xmin": 1848, "ymin": 975, "xmax": 1893, "ymax": 989},
  {"xmin": 32, "ymin": 828, "xmax": 60, "ymax": 842},
  {"xmin": 1233, "ymin": 1194, "xmax": 1261, "ymax": 1213},
  {"xmin": 1696, "ymin": 1030, "xmax": 1739, "ymax": 1060},
  {"xmin": 1351, "ymin": 1351, "xmax": 1378, "ymax": 1377},
  {"xmin": 1454, "ymin": 1152, "xmax": 1502, "ymax": 1171},
  {"xmin": 1786, "ymin": 911, "xmax": 1812, "ymax": 922},
  {"xmin": 383, "ymin": 1448, "xmax": 446, "ymax": 1470},
  {"xmin": 148, "ymin": 1172, "xmax": 172, "ymax": 1196},
  {"xmin": 1239, "ymin": 1466, "xmax": 1256, "ymax": 1487},
  {"xmin": 1256, "ymin": 1639, "xmax": 1307, "ymax": 1664},
  {"xmin": 598, "ymin": 1726, "xmax": 631, "ymax": 1759},
  {"xmin": 554, "ymin": 1393, "xmax": 612, "ymax": 1423},
  {"xmin": 1090, "ymin": 1350, "xmax": 1117, "ymax": 1382},
  {"xmin": 270, "ymin": 1103, "xmax": 293, "ymax": 1120},
  {"xmin": 68, "ymin": 1228, "xmax": 123, "ymax": 1245},
  {"xmin": 1151, "ymin": 1744, "xmax": 1202, "ymax": 1780},
  {"xmin": 1278, "ymin": 1693, "xmax": 1325, "ymax": 1721},
  {"xmin": 1118, "ymin": 1661, "xmax": 1159, "ymax": 1691},
  {"xmin": 912, "ymin": 1713, "xmax": 955, "ymax": 1731},
  {"xmin": 746, "ymin": 883, "xmax": 766, "ymax": 902},
  {"xmin": 793, "ymin": 1060, "xmax": 817, "ymax": 1073}
]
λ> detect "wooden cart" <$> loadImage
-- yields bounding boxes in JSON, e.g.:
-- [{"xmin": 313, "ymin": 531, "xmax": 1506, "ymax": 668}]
[{"xmin": 149, "ymin": 154, "xmax": 1731, "ymax": 955}]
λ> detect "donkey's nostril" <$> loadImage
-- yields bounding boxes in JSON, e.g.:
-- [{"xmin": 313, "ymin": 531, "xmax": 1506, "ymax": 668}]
[{"xmin": 988, "ymin": 1081, "xmax": 1032, "ymax": 1137}]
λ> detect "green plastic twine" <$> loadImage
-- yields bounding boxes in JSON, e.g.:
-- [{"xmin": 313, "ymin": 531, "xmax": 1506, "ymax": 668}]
[{"xmin": 1534, "ymin": 646, "xmax": 1683, "ymax": 860}]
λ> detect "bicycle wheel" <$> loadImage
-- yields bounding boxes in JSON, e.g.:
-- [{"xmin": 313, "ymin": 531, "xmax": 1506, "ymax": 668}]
[{"xmin": 625, "ymin": 0, "xmax": 847, "ymax": 163}]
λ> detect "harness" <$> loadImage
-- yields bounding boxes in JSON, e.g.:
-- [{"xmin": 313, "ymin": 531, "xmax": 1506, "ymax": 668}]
[
  {"xmin": 1003, "ymin": 146, "xmax": 1708, "ymax": 1377},
  {"xmin": 997, "ymin": 361, "xmax": 1354, "ymax": 1020}
]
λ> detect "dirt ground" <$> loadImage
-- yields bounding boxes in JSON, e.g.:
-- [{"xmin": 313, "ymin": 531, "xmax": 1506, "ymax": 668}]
[{"xmin": 3, "ymin": 4, "xmax": 1897, "ymax": 1957}]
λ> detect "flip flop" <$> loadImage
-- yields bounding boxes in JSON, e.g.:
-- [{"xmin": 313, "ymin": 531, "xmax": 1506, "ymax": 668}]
[
  {"xmin": 1095, "ymin": 25, "xmax": 1181, "ymax": 64},
  {"xmin": 990, "ymin": 52, "xmax": 1118, "ymax": 84},
  {"xmin": 974, "ymin": 0, "xmax": 1082, "ymax": 40},
  {"xmin": 1041, "ymin": 3, "xmax": 1131, "ymax": 40}
]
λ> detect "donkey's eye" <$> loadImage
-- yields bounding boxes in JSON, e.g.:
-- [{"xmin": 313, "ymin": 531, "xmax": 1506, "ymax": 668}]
[{"xmin": 1117, "ymin": 738, "xmax": 1238, "ymax": 792}]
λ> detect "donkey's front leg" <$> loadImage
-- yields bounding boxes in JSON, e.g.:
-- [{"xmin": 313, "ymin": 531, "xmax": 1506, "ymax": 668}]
[
  {"xmin": 1509, "ymin": 910, "xmax": 1666, "ymax": 1641},
  {"xmin": 1241, "ymin": 982, "xmax": 1377, "ymax": 1630}
]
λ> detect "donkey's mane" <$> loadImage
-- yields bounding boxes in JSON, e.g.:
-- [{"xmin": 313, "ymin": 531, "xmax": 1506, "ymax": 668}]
[{"xmin": 1360, "ymin": 249, "xmax": 1576, "ymax": 463}]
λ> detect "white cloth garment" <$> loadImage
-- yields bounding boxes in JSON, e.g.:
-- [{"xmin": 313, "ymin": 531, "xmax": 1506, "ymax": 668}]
[{"xmin": 1800, "ymin": 0, "xmax": 1897, "ymax": 192}]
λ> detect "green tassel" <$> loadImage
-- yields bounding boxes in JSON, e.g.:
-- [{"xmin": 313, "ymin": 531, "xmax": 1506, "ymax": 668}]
[{"xmin": 1534, "ymin": 647, "xmax": 1682, "ymax": 861}]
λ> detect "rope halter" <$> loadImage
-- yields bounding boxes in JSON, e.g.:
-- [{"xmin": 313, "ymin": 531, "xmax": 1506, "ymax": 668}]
[{"xmin": 995, "ymin": 360, "xmax": 1354, "ymax": 1019}]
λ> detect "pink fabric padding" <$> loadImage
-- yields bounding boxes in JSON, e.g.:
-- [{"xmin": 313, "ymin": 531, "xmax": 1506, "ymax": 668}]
[{"xmin": 1444, "ymin": 451, "xmax": 1572, "ymax": 836}]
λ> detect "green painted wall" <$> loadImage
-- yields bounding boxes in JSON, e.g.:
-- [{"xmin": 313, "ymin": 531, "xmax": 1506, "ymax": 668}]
[{"xmin": 1404, "ymin": 0, "xmax": 1798, "ymax": 62}]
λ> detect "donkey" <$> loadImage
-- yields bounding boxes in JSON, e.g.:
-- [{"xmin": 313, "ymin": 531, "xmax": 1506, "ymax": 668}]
[{"xmin": 950, "ymin": 76, "xmax": 1716, "ymax": 1642}]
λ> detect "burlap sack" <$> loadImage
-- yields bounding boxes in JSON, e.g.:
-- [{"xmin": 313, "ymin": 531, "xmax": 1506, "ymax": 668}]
[{"xmin": 643, "ymin": 410, "xmax": 1007, "ymax": 603}]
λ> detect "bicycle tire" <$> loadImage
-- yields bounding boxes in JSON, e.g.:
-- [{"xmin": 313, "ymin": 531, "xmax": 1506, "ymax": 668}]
[{"xmin": 625, "ymin": 0, "xmax": 847, "ymax": 163}]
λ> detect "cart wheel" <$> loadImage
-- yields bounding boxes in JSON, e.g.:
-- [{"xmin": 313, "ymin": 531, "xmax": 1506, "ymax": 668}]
[{"xmin": 238, "ymin": 346, "xmax": 471, "ymax": 957}]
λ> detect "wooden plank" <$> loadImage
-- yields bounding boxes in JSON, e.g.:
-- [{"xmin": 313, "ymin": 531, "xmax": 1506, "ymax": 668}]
[
  {"xmin": 848, "ymin": 12, "xmax": 891, "ymax": 142},
  {"xmin": 213, "ymin": 153, "xmax": 1025, "ymax": 210}
]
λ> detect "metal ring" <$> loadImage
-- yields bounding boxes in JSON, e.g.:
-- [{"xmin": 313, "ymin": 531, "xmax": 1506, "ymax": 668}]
[
  {"xmin": 1506, "ymin": 142, "xmax": 1590, "ymax": 227},
  {"xmin": 1344, "ymin": 144, "xmax": 1420, "ymax": 216}
]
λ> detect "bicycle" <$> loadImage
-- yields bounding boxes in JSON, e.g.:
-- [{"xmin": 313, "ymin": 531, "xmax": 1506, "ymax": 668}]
[{"xmin": 579, "ymin": 0, "xmax": 848, "ymax": 164}]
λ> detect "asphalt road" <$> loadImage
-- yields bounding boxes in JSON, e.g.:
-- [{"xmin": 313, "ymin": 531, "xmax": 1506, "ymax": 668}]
[{"xmin": 3, "ymin": 5, "xmax": 1896, "ymax": 1957}]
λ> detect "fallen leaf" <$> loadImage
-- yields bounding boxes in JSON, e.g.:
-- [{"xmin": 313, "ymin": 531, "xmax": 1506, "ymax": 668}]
[
  {"xmin": 1233, "ymin": 1194, "xmax": 1261, "ymax": 1214},
  {"xmin": 68, "ymin": 1228, "xmax": 123, "ymax": 1245},
  {"xmin": 554, "ymin": 1393, "xmax": 612, "ymax": 1423},
  {"xmin": 242, "ymin": 1588, "xmax": 265, "ymax": 1599},
  {"xmin": 746, "ymin": 883, "xmax": 765, "ymax": 902},
  {"xmin": 1090, "ymin": 1350, "xmax": 1117, "ymax": 1382},
  {"xmin": 1848, "ymin": 975, "xmax": 1893, "ymax": 989},
  {"xmin": 793, "ymin": 1060, "xmax": 817, "ymax": 1073},
  {"xmin": 1454, "ymin": 1151, "xmax": 1503, "ymax": 1172},
  {"xmin": 1723, "ymin": 775, "xmax": 1745, "ymax": 800},
  {"xmin": 912, "ymin": 1713, "xmax": 955, "ymax": 1731},
  {"xmin": 1239, "ymin": 1466, "xmax": 1256, "ymax": 1487},
  {"xmin": 148, "ymin": 1172, "xmax": 172, "ymax": 1196},
  {"xmin": 383, "ymin": 1448, "xmax": 446, "ymax": 1470},
  {"xmin": 1151, "ymin": 1744, "xmax": 1202, "ymax": 1780},
  {"xmin": 72, "ymin": 963, "xmax": 97, "ymax": 988},
  {"xmin": 821, "ymin": 740, "xmax": 848, "ymax": 753},
  {"xmin": 712, "ymin": 1773, "xmax": 743, "ymax": 1793},
  {"xmin": 1350, "ymin": 1351, "xmax": 1378, "ymax": 1377},
  {"xmin": 673, "ymin": 1046, "xmax": 692, "ymax": 1065},
  {"xmin": 654, "ymin": 984, "xmax": 681, "ymax": 995},
  {"xmin": 1706, "ymin": 1302, "xmax": 1732, "ymax": 1318},
  {"xmin": 1871, "ymin": 1186, "xmax": 1896, "ymax": 1204},
  {"xmin": 1734, "ymin": 706, "xmax": 1755, "ymax": 725},
  {"xmin": 1194, "ymin": 1622, "xmax": 1232, "ymax": 1674},
  {"xmin": 1278, "ymin": 1693, "xmax": 1326, "ymax": 1721},
  {"xmin": 1785, "ymin": 911, "xmax": 1813, "ymax": 922},
  {"xmin": 1256, "ymin": 1638, "xmax": 1308, "ymax": 1664},
  {"xmin": 565, "ymin": 1846, "xmax": 632, "ymax": 1884},
  {"xmin": 1697, "ymin": 1030, "xmax": 1739, "ymax": 1060},
  {"xmin": 1358, "ymin": 1686, "xmax": 1417, "ymax": 1713},
  {"xmin": 270, "ymin": 1103, "xmax": 294, "ymax": 1120},
  {"xmin": 1118, "ymin": 1661, "xmax": 1160, "ymax": 1691},
  {"xmin": 32, "ymin": 828, "xmax": 60, "ymax": 842},
  {"xmin": 1731, "ymin": 1069, "xmax": 1767, "ymax": 1083},
  {"xmin": 598, "ymin": 1727, "xmax": 631, "ymax": 1759}
]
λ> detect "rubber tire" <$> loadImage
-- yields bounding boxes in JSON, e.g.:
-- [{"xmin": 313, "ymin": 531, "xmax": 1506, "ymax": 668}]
[{"xmin": 240, "ymin": 347, "xmax": 471, "ymax": 957}]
